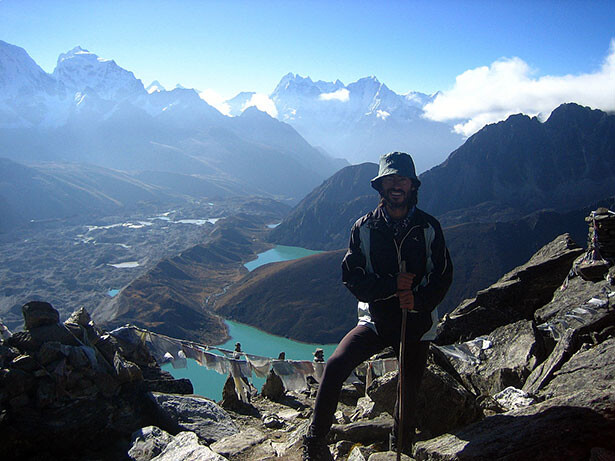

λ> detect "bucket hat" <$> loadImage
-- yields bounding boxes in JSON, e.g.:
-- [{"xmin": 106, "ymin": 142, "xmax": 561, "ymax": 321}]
[{"xmin": 371, "ymin": 152, "xmax": 421, "ymax": 191}]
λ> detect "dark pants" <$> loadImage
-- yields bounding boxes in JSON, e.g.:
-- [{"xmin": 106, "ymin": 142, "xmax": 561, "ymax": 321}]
[{"xmin": 310, "ymin": 325, "xmax": 429, "ymax": 444}]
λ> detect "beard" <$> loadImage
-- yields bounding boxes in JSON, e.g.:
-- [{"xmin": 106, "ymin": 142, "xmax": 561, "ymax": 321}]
[{"xmin": 380, "ymin": 189, "xmax": 417, "ymax": 209}]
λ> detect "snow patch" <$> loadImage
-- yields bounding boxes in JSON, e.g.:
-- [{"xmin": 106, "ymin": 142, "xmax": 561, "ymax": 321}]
[{"xmin": 319, "ymin": 88, "xmax": 350, "ymax": 102}]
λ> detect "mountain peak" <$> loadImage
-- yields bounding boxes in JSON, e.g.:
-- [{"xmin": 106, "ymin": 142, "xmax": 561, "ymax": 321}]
[
  {"xmin": 146, "ymin": 80, "xmax": 165, "ymax": 93},
  {"xmin": 53, "ymin": 46, "xmax": 145, "ymax": 100}
]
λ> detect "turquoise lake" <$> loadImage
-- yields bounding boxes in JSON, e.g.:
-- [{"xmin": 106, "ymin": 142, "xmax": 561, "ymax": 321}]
[
  {"xmin": 244, "ymin": 244, "xmax": 321, "ymax": 271},
  {"xmin": 164, "ymin": 245, "xmax": 337, "ymax": 401},
  {"xmin": 163, "ymin": 320, "xmax": 337, "ymax": 401}
]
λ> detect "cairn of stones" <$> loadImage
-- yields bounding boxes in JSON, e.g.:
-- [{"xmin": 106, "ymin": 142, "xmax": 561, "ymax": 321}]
[
  {"xmin": 579, "ymin": 208, "xmax": 615, "ymax": 280},
  {"xmin": 0, "ymin": 301, "xmax": 191, "ymax": 459},
  {"xmin": 586, "ymin": 207, "xmax": 615, "ymax": 262}
]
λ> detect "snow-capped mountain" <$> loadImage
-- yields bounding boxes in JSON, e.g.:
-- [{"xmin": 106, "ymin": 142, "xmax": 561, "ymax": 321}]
[
  {"xmin": 225, "ymin": 91, "xmax": 256, "ymax": 116},
  {"xmin": 146, "ymin": 80, "xmax": 165, "ymax": 94},
  {"xmin": 53, "ymin": 46, "xmax": 146, "ymax": 101},
  {"xmin": 0, "ymin": 40, "xmax": 68, "ymax": 127},
  {"xmin": 0, "ymin": 41, "xmax": 346, "ymax": 202},
  {"xmin": 255, "ymin": 73, "xmax": 464, "ymax": 171}
]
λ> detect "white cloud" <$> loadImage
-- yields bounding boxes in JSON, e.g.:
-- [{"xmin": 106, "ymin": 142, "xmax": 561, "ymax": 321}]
[
  {"xmin": 242, "ymin": 93, "xmax": 278, "ymax": 118},
  {"xmin": 319, "ymin": 88, "xmax": 350, "ymax": 102},
  {"xmin": 199, "ymin": 89, "xmax": 231, "ymax": 116},
  {"xmin": 376, "ymin": 110, "xmax": 390, "ymax": 120},
  {"xmin": 423, "ymin": 40, "xmax": 615, "ymax": 137}
]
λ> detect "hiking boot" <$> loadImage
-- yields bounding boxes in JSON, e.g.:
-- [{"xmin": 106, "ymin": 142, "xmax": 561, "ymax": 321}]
[{"xmin": 301, "ymin": 435, "xmax": 333, "ymax": 461}]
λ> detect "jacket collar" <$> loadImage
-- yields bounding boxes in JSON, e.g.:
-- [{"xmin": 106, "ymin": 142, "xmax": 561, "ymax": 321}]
[{"xmin": 368, "ymin": 205, "xmax": 426, "ymax": 231}]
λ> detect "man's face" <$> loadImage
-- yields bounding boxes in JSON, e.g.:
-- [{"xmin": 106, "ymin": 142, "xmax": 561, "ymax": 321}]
[{"xmin": 380, "ymin": 174, "xmax": 414, "ymax": 209}]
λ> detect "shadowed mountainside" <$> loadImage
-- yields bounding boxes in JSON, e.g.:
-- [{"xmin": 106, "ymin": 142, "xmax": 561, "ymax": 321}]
[
  {"xmin": 214, "ymin": 249, "xmax": 357, "ymax": 343},
  {"xmin": 420, "ymin": 103, "xmax": 615, "ymax": 216},
  {"xmin": 267, "ymin": 162, "xmax": 379, "ymax": 250},
  {"xmin": 93, "ymin": 214, "xmax": 276, "ymax": 344}
]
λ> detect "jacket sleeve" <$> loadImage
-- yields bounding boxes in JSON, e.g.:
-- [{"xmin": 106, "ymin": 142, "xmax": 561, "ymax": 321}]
[
  {"xmin": 342, "ymin": 221, "xmax": 398, "ymax": 303},
  {"xmin": 413, "ymin": 221, "xmax": 453, "ymax": 314}
]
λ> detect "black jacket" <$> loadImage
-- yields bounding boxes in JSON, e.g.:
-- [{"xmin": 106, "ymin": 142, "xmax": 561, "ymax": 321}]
[{"xmin": 342, "ymin": 206, "xmax": 453, "ymax": 341}]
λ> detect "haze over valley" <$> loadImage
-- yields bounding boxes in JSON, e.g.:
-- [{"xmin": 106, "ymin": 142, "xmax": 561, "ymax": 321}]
[{"xmin": 1, "ymin": 39, "xmax": 614, "ymax": 346}]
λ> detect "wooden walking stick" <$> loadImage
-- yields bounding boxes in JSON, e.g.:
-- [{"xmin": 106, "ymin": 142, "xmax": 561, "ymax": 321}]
[{"xmin": 397, "ymin": 261, "xmax": 409, "ymax": 461}]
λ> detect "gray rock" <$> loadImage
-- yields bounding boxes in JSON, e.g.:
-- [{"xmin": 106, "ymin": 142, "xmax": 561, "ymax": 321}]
[
  {"xmin": 540, "ymin": 337, "xmax": 615, "ymax": 400},
  {"xmin": 151, "ymin": 431, "xmax": 227, "ymax": 461},
  {"xmin": 351, "ymin": 396, "xmax": 377, "ymax": 421},
  {"xmin": 129, "ymin": 426, "xmax": 174, "ymax": 461},
  {"xmin": 261, "ymin": 369, "xmax": 285, "ymax": 401},
  {"xmin": 414, "ymin": 389, "xmax": 615, "ymax": 461},
  {"xmin": 444, "ymin": 320, "xmax": 544, "ymax": 396},
  {"xmin": 114, "ymin": 351, "xmax": 143, "ymax": 383},
  {"xmin": 11, "ymin": 354, "xmax": 39, "ymax": 373},
  {"xmin": 368, "ymin": 452, "xmax": 413, "ymax": 461},
  {"xmin": 416, "ymin": 361, "xmax": 482, "ymax": 439},
  {"xmin": 523, "ymin": 328, "xmax": 579, "ymax": 395},
  {"xmin": 262, "ymin": 412, "xmax": 285, "ymax": 429},
  {"xmin": 65, "ymin": 307, "xmax": 92, "ymax": 328},
  {"xmin": 333, "ymin": 440, "xmax": 355, "ymax": 459},
  {"xmin": 437, "ymin": 234, "xmax": 583, "ymax": 344},
  {"xmin": 368, "ymin": 359, "xmax": 481, "ymax": 439},
  {"xmin": 210, "ymin": 428, "xmax": 266, "ymax": 458},
  {"xmin": 348, "ymin": 445, "xmax": 377, "ymax": 461},
  {"xmin": 535, "ymin": 264, "xmax": 615, "ymax": 337},
  {"xmin": 492, "ymin": 387, "xmax": 537, "ymax": 411},
  {"xmin": 22, "ymin": 301, "xmax": 59, "ymax": 330},
  {"xmin": 36, "ymin": 341, "xmax": 65, "ymax": 365},
  {"xmin": 149, "ymin": 392, "xmax": 239, "ymax": 444},
  {"xmin": 330, "ymin": 416, "xmax": 393, "ymax": 444},
  {"xmin": 7, "ymin": 323, "xmax": 80, "ymax": 352}
]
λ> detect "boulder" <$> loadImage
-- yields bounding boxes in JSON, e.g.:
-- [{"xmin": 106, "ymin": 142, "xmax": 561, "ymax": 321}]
[
  {"xmin": 437, "ymin": 234, "xmax": 583, "ymax": 344},
  {"xmin": 149, "ymin": 392, "xmax": 239, "ymax": 444},
  {"xmin": 441, "ymin": 320, "xmax": 544, "ymax": 396},
  {"xmin": 210, "ymin": 428, "xmax": 266, "ymax": 458},
  {"xmin": 129, "ymin": 426, "xmax": 174, "ymax": 461},
  {"xmin": 148, "ymin": 431, "xmax": 227, "ymax": 461},
  {"xmin": 534, "ymin": 264, "xmax": 615, "ymax": 336},
  {"xmin": 524, "ymin": 269, "xmax": 615, "ymax": 395},
  {"xmin": 414, "ymin": 389, "xmax": 615, "ymax": 461},
  {"xmin": 367, "ymin": 358, "xmax": 481, "ymax": 438},
  {"xmin": 523, "ymin": 328, "xmax": 579, "ymax": 395},
  {"xmin": 416, "ymin": 361, "xmax": 483, "ymax": 439},
  {"xmin": 330, "ymin": 416, "xmax": 393, "ymax": 444},
  {"xmin": 22, "ymin": 301, "xmax": 59, "ymax": 330},
  {"xmin": 539, "ymin": 337, "xmax": 615, "ymax": 400},
  {"xmin": 7, "ymin": 323, "xmax": 80, "ymax": 352}
]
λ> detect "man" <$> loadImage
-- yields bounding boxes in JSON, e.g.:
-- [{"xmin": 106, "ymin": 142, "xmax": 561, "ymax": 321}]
[{"xmin": 302, "ymin": 152, "xmax": 453, "ymax": 460}]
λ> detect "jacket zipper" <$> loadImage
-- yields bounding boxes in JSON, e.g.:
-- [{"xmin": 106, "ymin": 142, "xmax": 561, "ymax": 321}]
[{"xmin": 394, "ymin": 225, "xmax": 421, "ymax": 272}]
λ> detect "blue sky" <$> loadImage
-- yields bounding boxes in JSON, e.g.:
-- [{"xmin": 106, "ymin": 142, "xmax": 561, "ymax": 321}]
[
  {"xmin": 1, "ymin": 0, "xmax": 613, "ymax": 134},
  {"xmin": 2, "ymin": 0, "xmax": 613, "ymax": 95}
]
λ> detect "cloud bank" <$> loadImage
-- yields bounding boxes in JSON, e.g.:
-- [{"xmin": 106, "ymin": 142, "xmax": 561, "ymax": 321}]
[
  {"xmin": 319, "ymin": 88, "xmax": 350, "ymax": 102},
  {"xmin": 199, "ymin": 89, "xmax": 231, "ymax": 116},
  {"xmin": 423, "ymin": 40, "xmax": 615, "ymax": 137},
  {"xmin": 243, "ymin": 93, "xmax": 278, "ymax": 118}
]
